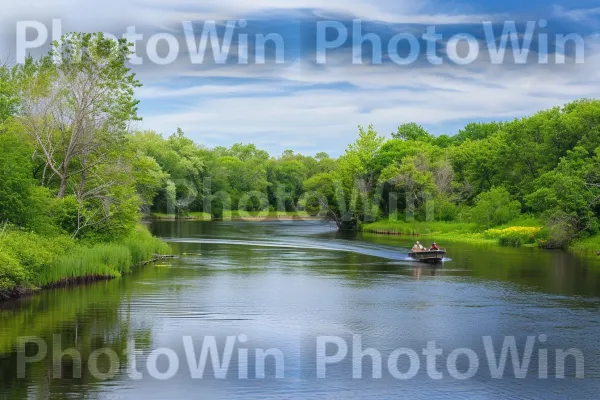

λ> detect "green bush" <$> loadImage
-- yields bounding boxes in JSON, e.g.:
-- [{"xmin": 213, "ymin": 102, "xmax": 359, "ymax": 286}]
[
  {"xmin": 0, "ymin": 229, "xmax": 74, "ymax": 281},
  {"xmin": 469, "ymin": 187, "xmax": 522, "ymax": 228},
  {"xmin": 484, "ymin": 226, "xmax": 545, "ymax": 246},
  {"xmin": 0, "ymin": 252, "xmax": 26, "ymax": 298},
  {"xmin": 0, "ymin": 224, "xmax": 170, "ymax": 294}
]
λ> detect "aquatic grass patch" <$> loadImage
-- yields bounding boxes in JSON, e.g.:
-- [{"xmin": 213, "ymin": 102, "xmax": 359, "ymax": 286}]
[
  {"xmin": 35, "ymin": 244, "xmax": 132, "ymax": 287},
  {"xmin": 0, "ymin": 228, "xmax": 75, "ymax": 297},
  {"xmin": 0, "ymin": 224, "xmax": 170, "ymax": 298},
  {"xmin": 362, "ymin": 220, "xmax": 479, "ymax": 236},
  {"xmin": 0, "ymin": 252, "xmax": 27, "ymax": 299},
  {"xmin": 123, "ymin": 225, "xmax": 172, "ymax": 265},
  {"xmin": 362, "ymin": 219, "xmax": 552, "ymax": 246},
  {"xmin": 569, "ymin": 235, "xmax": 600, "ymax": 254},
  {"xmin": 483, "ymin": 226, "xmax": 546, "ymax": 246},
  {"xmin": 0, "ymin": 229, "xmax": 74, "ymax": 279},
  {"xmin": 229, "ymin": 210, "xmax": 318, "ymax": 219},
  {"xmin": 151, "ymin": 212, "xmax": 211, "ymax": 220},
  {"xmin": 38, "ymin": 226, "xmax": 171, "ymax": 287}
]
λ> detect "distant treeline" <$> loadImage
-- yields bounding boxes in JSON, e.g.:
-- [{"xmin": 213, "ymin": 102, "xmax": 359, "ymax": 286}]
[{"xmin": 1, "ymin": 33, "xmax": 600, "ymax": 251}]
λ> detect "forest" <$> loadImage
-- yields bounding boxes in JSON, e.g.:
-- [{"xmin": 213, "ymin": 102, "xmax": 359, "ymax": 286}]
[{"xmin": 1, "ymin": 33, "xmax": 600, "ymax": 299}]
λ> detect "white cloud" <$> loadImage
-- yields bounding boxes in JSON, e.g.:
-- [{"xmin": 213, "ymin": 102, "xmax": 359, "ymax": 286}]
[
  {"xmin": 0, "ymin": 0, "xmax": 499, "ymax": 32},
  {"xmin": 552, "ymin": 5, "xmax": 600, "ymax": 24},
  {"xmin": 136, "ymin": 83, "xmax": 290, "ymax": 99},
  {"xmin": 137, "ymin": 37, "xmax": 600, "ymax": 155},
  {"xmin": 2, "ymin": 0, "xmax": 598, "ymax": 155},
  {"xmin": 134, "ymin": 0, "xmax": 497, "ymax": 25}
]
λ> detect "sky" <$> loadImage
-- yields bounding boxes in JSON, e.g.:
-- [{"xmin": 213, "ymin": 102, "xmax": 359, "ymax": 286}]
[{"xmin": 2, "ymin": 0, "xmax": 600, "ymax": 156}]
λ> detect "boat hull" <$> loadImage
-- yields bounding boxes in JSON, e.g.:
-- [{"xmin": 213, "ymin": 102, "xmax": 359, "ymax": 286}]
[{"xmin": 409, "ymin": 250, "xmax": 446, "ymax": 263}]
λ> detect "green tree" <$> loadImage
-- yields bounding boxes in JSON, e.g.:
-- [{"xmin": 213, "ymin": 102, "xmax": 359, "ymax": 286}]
[
  {"xmin": 14, "ymin": 33, "xmax": 141, "ymax": 199},
  {"xmin": 469, "ymin": 187, "xmax": 521, "ymax": 228},
  {"xmin": 526, "ymin": 146, "xmax": 600, "ymax": 242},
  {"xmin": 454, "ymin": 122, "xmax": 502, "ymax": 143},
  {"xmin": 0, "ymin": 64, "xmax": 19, "ymax": 124},
  {"xmin": 0, "ymin": 129, "xmax": 35, "ymax": 226},
  {"xmin": 392, "ymin": 123, "xmax": 433, "ymax": 142}
]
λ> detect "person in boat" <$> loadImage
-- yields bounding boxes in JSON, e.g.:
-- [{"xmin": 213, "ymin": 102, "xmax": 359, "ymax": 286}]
[
  {"xmin": 412, "ymin": 241, "xmax": 424, "ymax": 252},
  {"xmin": 430, "ymin": 242, "xmax": 439, "ymax": 250}
]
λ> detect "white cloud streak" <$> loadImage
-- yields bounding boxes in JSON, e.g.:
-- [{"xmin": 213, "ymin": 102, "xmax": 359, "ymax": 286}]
[
  {"xmin": 138, "ymin": 37, "xmax": 600, "ymax": 155},
  {"xmin": 1, "ymin": 0, "xmax": 597, "ymax": 155}
]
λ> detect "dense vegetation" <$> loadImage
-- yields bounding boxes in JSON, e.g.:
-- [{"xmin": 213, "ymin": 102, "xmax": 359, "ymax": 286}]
[
  {"xmin": 1, "ymin": 32, "xmax": 600, "ymax": 298},
  {"xmin": 0, "ymin": 33, "xmax": 170, "ymax": 298},
  {"xmin": 128, "ymin": 102, "xmax": 600, "ymax": 249}
]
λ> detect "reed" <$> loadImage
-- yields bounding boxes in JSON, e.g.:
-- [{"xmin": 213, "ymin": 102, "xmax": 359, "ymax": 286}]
[
  {"xmin": 484, "ymin": 226, "xmax": 545, "ymax": 246},
  {"xmin": 151, "ymin": 212, "xmax": 211, "ymax": 220},
  {"xmin": 362, "ymin": 220, "xmax": 479, "ymax": 236},
  {"xmin": 36, "ymin": 244, "xmax": 130, "ymax": 287},
  {"xmin": 0, "ymin": 224, "xmax": 171, "ymax": 298},
  {"xmin": 122, "ymin": 225, "xmax": 172, "ymax": 265}
]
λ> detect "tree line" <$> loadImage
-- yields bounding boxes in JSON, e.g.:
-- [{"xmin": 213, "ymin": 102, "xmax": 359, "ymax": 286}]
[{"xmin": 1, "ymin": 33, "xmax": 600, "ymax": 249}]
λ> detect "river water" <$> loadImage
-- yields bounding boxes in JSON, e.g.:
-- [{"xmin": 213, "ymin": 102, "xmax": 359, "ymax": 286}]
[{"xmin": 1, "ymin": 220, "xmax": 600, "ymax": 399}]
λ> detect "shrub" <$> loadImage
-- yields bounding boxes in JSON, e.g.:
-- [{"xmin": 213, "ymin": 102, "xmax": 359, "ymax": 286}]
[
  {"xmin": 540, "ymin": 212, "xmax": 579, "ymax": 249},
  {"xmin": 484, "ymin": 226, "xmax": 545, "ymax": 246},
  {"xmin": 0, "ymin": 252, "xmax": 26, "ymax": 298},
  {"xmin": 0, "ymin": 229, "xmax": 74, "ymax": 282},
  {"xmin": 0, "ymin": 224, "xmax": 170, "ymax": 292},
  {"xmin": 469, "ymin": 187, "xmax": 522, "ymax": 228}
]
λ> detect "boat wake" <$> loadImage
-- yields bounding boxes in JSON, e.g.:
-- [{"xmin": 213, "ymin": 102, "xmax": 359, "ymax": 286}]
[{"xmin": 163, "ymin": 237, "xmax": 414, "ymax": 261}]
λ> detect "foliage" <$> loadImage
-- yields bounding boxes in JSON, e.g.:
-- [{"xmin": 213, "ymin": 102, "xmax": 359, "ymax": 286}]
[
  {"xmin": 0, "ymin": 128, "xmax": 36, "ymax": 226},
  {"xmin": 0, "ymin": 251, "xmax": 27, "ymax": 298},
  {"xmin": 0, "ymin": 64, "xmax": 19, "ymax": 123},
  {"xmin": 5, "ymin": 35, "xmax": 600, "ymax": 299},
  {"xmin": 392, "ymin": 123, "xmax": 433, "ymax": 142},
  {"xmin": 484, "ymin": 226, "xmax": 545, "ymax": 246},
  {"xmin": 0, "ymin": 225, "xmax": 170, "ymax": 296},
  {"xmin": 469, "ymin": 187, "xmax": 522, "ymax": 228}
]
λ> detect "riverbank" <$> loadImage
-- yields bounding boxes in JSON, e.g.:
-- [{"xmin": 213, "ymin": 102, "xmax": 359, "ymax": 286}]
[
  {"xmin": 362, "ymin": 219, "xmax": 548, "ymax": 246},
  {"xmin": 225, "ymin": 211, "xmax": 324, "ymax": 221},
  {"xmin": 569, "ymin": 235, "xmax": 600, "ymax": 255},
  {"xmin": 362, "ymin": 219, "xmax": 600, "ymax": 253},
  {"xmin": 150, "ymin": 211, "xmax": 324, "ymax": 222},
  {"xmin": 0, "ymin": 225, "xmax": 171, "ymax": 301},
  {"xmin": 150, "ymin": 212, "xmax": 212, "ymax": 220}
]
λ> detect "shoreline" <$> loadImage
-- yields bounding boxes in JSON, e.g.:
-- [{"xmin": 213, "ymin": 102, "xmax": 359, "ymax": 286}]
[
  {"xmin": 362, "ymin": 223, "xmax": 599, "ymax": 254},
  {"xmin": 362, "ymin": 227, "xmax": 497, "ymax": 245},
  {"xmin": 148, "ymin": 215, "xmax": 326, "ymax": 222},
  {"xmin": 0, "ymin": 254, "xmax": 175, "ymax": 303}
]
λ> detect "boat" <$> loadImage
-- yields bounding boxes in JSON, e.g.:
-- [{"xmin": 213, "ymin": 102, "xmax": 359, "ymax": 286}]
[{"xmin": 408, "ymin": 250, "xmax": 446, "ymax": 263}]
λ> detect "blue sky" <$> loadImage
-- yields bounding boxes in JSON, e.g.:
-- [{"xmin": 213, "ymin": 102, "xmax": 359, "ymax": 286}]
[{"xmin": 2, "ymin": 0, "xmax": 600, "ymax": 156}]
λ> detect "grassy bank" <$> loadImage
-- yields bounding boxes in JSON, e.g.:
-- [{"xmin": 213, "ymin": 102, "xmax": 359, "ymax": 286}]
[
  {"xmin": 149, "ymin": 210, "xmax": 321, "ymax": 221},
  {"xmin": 362, "ymin": 218, "xmax": 548, "ymax": 246},
  {"xmin": 0, "ymin": 225, "xmax": 170, "ymax": 300},
  {"xmin": 150, "ymin": 212, "xmax": 212, "ymax": 220},
  {"xmin": 569, "ymin": 236, "xmax": 600, "ymax": 255},
  {"xmin": 227, "ymin": 210, "xmax": 321, "ymax": 220},
  {"xmin": 362, "ymin": 220, "xmax": 493, "ymax": 244}
]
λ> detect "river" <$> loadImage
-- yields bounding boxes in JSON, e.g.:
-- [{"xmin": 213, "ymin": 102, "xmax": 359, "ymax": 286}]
[{"xmin": 1, "ymin": 220, "xmax": 600, "ymax": 399}]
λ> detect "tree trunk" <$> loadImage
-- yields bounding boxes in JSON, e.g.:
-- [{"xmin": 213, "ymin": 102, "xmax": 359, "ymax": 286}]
[{"xmin": 57, "ymin": 178, "xmax": 67, "ymax": 199}]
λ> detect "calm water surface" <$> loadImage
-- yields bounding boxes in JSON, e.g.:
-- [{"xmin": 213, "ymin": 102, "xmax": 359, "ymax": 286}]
[{"xmin": 1, "ymin": 221, "xmax": 600, "ymax": 399}]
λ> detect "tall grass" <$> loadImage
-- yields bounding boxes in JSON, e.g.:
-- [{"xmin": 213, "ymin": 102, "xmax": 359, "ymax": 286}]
[
  {"xmin": 570, "ymin": 235, "xmax": 600, "ymax": 254},
  {"xmin": 151, "ymin": 212, "xmax": 211, "ymax": 220},
  {"xmin": 0, "ymin": 224, "xmax": 171, "ymax": 297},
  {"xmin": 362, "ymin": 219, "xmax": 550, "ymax": 246},
  {"xmin": 363, "ymin": 220, "xmax": 479, "ymax": 235},
  {"xmin": 483, "ymin": 226, "xmax": 546, "ymax": 246},
  {"xmin": 123, "ymin": 225, "xmax": 171, "ymax": 265}
]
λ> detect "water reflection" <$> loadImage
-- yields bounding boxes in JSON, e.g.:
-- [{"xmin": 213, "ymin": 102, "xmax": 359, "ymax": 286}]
[{"xmin": 0, "ymin": 221, "xmax": 599, "ymax": 399}]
